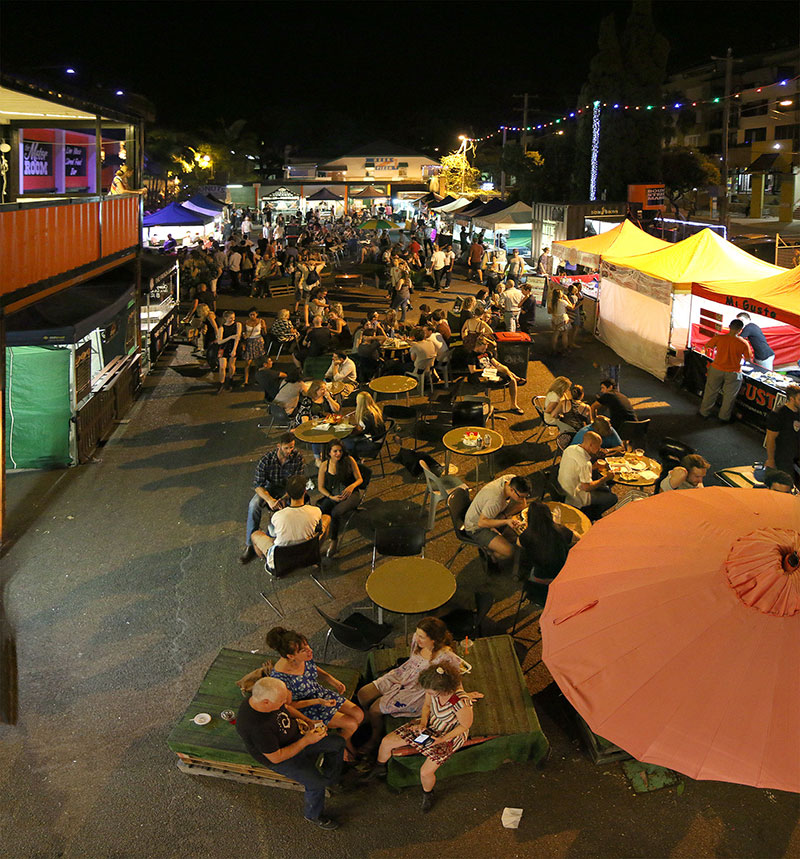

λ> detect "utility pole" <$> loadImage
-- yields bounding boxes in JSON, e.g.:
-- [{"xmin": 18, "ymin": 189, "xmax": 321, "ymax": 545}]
[
  {"xmin": 513, "ymin": 93, "xmax": 530, "ymax": 150},
  {"xmin": 500, "ymin": 126, "xmax": 508, "ymax": 198},
  {"xmin": 720, "ymin": 47, "xmax": 733, "ymax": 232}
]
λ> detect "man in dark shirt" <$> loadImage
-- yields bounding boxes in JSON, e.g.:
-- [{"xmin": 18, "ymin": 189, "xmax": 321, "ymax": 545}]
[
  {"xmin": 236, "ymin": 677, "xmax": 345, "ymax": 829},
  {"xmin": 293, "ymin": 316, "xmax": 332, "ymax": 370},
  {"xmin": 240, "ymin": 433, "xmax": 305, "ymax": 563},
  {"xmin": 590, "ymin": 378, "xmax": 636, "ymax": 428},
  {"xmin": 765, "ymin": 385, "xmax": 800, "ymax": 484},
  {"xmin": 252, "ymin": 356, "xmax": 286, "ymax": 401},
  {"xmin": 737, "ymin": 312, "xmax": 775, "ymax": 370}
]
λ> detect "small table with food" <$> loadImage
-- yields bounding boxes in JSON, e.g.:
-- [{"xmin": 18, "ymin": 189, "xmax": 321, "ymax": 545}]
[
  {"xmin": 598, "ymin": 453, "xmax": 662, "ymax": 489},
  {"xmin": 292, "ymin": 416, "xmax": 354, "ymax": 446},
  {"xmin": 366, "ymin": 557, "xmax": 456, "ymax": 639},
  {"xmin": 380, "ymin": 337, "xmax": 412, "ymax": 356},
  {"xmin": 442, "ymin": 426, "xmax": 504, "ymax": 483},
  {"xmin": 369, "ymin": 374, "xmax": 418, "ymax": 405}
]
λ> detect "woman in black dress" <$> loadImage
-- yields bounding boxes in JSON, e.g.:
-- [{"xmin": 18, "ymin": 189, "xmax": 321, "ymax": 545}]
[{"xmin": 316, "ymin": 440, "xmax": 364, "ymax": 557}]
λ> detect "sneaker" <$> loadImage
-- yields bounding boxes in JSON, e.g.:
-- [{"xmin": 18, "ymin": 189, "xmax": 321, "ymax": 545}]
[
  {"xmin": 305, "ymin": 815, "xmax": 340, "ymax": 830},
  {"xmin": 239, "ymin": 546, "xmax": 256, "ymax": 565},
  {"xmin": 421, "ymin": 790, "xmax": 436, "ymax": 813}
]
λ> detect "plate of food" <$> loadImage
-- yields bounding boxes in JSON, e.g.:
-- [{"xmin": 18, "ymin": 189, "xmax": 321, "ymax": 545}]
[{"xmin": 461, "ymin": 430, "xmax": 481, "ymax": 447}]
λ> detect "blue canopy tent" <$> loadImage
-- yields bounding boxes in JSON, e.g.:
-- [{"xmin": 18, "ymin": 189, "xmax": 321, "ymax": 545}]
[
  {"xmin": 183, "ymin": 193, "xmax": 226, "ymax": 216},
  {"xmin": 143, "ymin": 202, "xmax": 212, "ymax": 227}
]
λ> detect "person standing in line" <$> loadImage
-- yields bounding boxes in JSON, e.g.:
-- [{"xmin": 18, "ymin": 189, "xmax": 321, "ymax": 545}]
[
  {"xmin": 537, "ymin": 246, "xmax": 552, "ymax": 276},
  {"xmin": 736, "ymin": 312, "xmax": 775, "ymax": 370},
  {"xmin": 442, "ymin": 244, "xmax": 456, "ymax": 290},
  {"xmin": 698, "ymin": 319, "xmax": 753, "ymax": 422},
  {"xmin": 503, "ymin": 279, "xmax": 524, "ymax": 332}
]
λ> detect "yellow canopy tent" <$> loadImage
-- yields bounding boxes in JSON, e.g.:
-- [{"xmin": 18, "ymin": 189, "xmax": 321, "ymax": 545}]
[
  {"xmin": 597, "ymin": 229, "xmax": 785, "ymax": 380},
  {"xmin": 551, "ymin": 219, "xmax": 671, "ymax": 268},
  {"xmin": 692, "ymin": 265, "xmax": 800, "ymax": 329}
]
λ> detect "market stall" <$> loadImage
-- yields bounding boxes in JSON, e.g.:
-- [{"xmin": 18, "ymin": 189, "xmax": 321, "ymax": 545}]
[
  {"xmin": 683, "ymin": 264, "xmax": 800, "ymax": 428},
  {"xmin": 598, "ymin": 228, "xmax": 784, "ymax": 380},
  {"xmin": 552, "ymin": 219, "xmax": 670, "ymax": 269},
  {"xmin": 5, "ymin": 267, "xmax": 141, "ymax": 468},
  {"xmin": 305, "ymin": 187, "xmax": 344, "ymax": 220},
  {"xmin": 142, "ymin": 202, "xmax": 213, "ymax": 245},
  {"xmin": 472, "ymin": 201, "xmax": 533, "ymax": 252}
]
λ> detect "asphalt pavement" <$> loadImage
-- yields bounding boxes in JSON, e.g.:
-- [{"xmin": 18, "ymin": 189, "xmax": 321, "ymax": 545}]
[{"xmin": 1, "ymin": 269, "xmax": 798, "ymax": 859}]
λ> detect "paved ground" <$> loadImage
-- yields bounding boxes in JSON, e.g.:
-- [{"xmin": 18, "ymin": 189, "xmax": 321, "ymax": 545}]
[{"xmin": 2, "ymin": 269, "xmax": 799, "ymax": 859}]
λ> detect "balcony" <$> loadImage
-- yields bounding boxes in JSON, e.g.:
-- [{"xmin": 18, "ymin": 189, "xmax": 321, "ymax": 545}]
[{"xmin": 0, "ymin": 193, "xmax": 140, "ymax": 313}]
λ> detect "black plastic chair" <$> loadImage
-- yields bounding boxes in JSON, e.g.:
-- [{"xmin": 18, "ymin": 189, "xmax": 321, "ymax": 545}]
[
  {"xmin": 658, "ymin": 436, "xmax": 695, "ymax": 473},
  {"xmin": 452, "ymin": 400, "xmax": 486, "ymax": 429},
  {"xmin": 314, "ymin": 606, "xmax": 393, "ymax": 661},
  {"xmin": 620, "ymin": 418, "xmax": 650, "ymax": 451},
  {"xmin": 538, "ymin": 464, "xmax": 567, "ymax": 502},
  {"xmin": 383, "ymin": 406, "xmax": 418, "ymax": 453},
  {"xmin": 260, "ymin": 535, "xmax": 332, "ymax": 616},
  {"xmin": 447, "ymin": 487, "xmax": 488, "ymax": 572},
  {"xmin": 356, "ymin": 419, "xmax": 395, "ymax": 477},
  {"xmin": 440, "ymin": 591, "xmax": 495, "ymax": 640},
  {"xmin": 371, "ymin": 523, "xmax": 426, "ymax": 575},
  {"xmin": 510, "ymin": 577, "xmax": 548, "ymax": 674}
]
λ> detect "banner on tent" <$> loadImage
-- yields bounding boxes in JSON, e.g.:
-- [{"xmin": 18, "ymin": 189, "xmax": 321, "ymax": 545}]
[{"xmin": 601, "ymin": 263, "xmax": 672, "ymax": 305}]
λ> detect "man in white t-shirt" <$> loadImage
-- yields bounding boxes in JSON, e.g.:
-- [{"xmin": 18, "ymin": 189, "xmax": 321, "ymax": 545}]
[
  {"xmin": 442, "ymin": 244, "xmax": 456, "ymax": 290},
  {"xmin": 251, "ymin": 475, "xmax": 330, "ymax": 572},
  {"xmin": 503, "ymin": 282, "xmax": 524, "ymax": 332},
  {"xmin": 227, "ymin": 246, "xmax": 243, "ymax": 291},
  {"xmin": 557, "ymin": 431, "xmax": 616, "ymax": 521},
  {"xmin": 428, "ymin": 245, "xmax": 448, "ymax": 291}
]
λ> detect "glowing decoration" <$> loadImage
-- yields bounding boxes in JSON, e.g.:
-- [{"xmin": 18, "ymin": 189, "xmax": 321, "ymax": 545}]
[{"xmin": 589, "ymin": 100, "xmax": 601, "ymax": 202}]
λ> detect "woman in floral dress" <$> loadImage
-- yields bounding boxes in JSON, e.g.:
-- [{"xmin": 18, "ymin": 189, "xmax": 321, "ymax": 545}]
[{"xmin": 267, "ymin": 627, "xmax": 363, "ymax": 760}]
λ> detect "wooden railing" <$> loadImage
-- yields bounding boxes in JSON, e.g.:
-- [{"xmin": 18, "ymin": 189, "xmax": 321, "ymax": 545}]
[{"xmin": 0, "ymin": 194, "xmax": 140, "ymax": 309}]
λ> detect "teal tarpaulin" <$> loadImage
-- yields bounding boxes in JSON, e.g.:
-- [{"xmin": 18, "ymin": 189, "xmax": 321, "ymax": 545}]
[{"xmin": 5, "ymin": 346, "xmax": 71, "ymax": 468}]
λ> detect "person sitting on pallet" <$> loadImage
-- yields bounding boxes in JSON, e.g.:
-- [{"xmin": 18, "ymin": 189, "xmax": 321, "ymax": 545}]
[
  {"xmin": 236, "ymin": 677, "xmax": 346, "ymax": 830},
  {"xmin": 365, "ymin": 664, "xmax": 477, "ymax": 814}
]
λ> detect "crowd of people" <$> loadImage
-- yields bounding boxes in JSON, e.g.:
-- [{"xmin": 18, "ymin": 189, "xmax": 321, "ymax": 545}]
[{"xmin": 172, "ymin": 206, "xmax": 799, "ymax": 830}]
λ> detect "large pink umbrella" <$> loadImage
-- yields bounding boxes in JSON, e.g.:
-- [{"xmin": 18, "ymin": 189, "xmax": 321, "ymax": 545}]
[{"xmin": 541, "ymin": 487, "xmax": 800, "ymax": 792}]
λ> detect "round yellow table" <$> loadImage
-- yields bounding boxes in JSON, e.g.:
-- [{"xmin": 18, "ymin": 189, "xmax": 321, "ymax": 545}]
[
  {"xmin": 380, "ymin": 339, "xmax": 411, "ymax": 353},
  {"xmin": 366, "ymin": 557, "xmax": 456, "ymax": 638},
  {"xmin": 293, "ymin": 419, "xmax": 354, "ymax": 445},
  {"xmin": 369, "ymin": 374, "xmax": 418, "ymax": 405},
  {"xmin": 600, "ymin": 454, "xmax": 662, "ymax": 488},
  {"xmin": 442, "ymin": 426, "xmax": 504, "ymax": 483},
  {"xmin": 544, "ymin": 501, "xmax": 591, "ymax": 537}
]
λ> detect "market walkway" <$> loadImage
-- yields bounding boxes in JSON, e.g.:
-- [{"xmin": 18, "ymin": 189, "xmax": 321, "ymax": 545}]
[{"xmin": 1, "ymin": 272, "xmax": 797, "ymax": 859}]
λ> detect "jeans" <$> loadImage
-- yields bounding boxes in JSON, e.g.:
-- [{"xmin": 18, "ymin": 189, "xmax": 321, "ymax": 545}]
[
  {"xmin": 433, "ymin": 268, "xmax": 445, "ymax": 290},
  {"xmin": 700, "ymin": 365, "xmax": 743, "ymax": 421},
  {"xmin": 266, "ymin": 734, "xmax": 345, "ymax": 820},
  {"xmin": 317, "ymin": 490, "xmax": 361, "ymax": 538},
  {"xmin": 246, "ymin": 494, "xmax": 268, "ymax": 546},
  {"xmin": 504, "ymin": 311, "xmax": 520, "ymax": 332},
  {"xmin": 582, "ymin": 489, "xmax": 618, "ymax": 521}
]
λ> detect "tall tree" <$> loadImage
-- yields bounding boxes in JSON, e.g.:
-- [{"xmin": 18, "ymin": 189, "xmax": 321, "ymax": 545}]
[{"xmin": 573, "ymin": 1, "xmax": 669, "ymax": 200}]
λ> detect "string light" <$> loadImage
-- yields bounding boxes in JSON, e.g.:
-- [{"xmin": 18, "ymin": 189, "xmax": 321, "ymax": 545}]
[
  {"xmin": 589, "ymin": 100, "xmax": 601, "ymax": 201},
  {"xmin": 463, "ymin": 74, "xmax": 800, "ymax": 145}
]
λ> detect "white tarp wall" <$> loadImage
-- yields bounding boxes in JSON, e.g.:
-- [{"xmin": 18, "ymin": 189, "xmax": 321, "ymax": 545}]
[{"xmin": 597, "ymin": 263, "xmax": 675, "ymax": 380}]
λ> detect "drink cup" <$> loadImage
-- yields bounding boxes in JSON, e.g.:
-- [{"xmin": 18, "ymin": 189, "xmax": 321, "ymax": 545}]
[
  {"xmin": 551, "ymin": 506, "xmax": 562, "ymax": 524},
  {"xmin": 635, "ymin": 449, "xmax": 644, "ymax": 458}
]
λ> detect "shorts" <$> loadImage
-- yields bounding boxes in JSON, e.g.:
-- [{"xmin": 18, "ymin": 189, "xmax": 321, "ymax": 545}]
[
  {"xmin": 551, "ymin": 316, "xmax": 569, "ymax": 332},
  {"xmin": 465, "ymin": 527, "xmax": 499, "ymax": 547}
]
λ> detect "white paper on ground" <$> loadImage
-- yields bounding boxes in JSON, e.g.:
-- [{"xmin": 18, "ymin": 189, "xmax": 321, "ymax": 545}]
[{"xmin": 501, "ymin": 807, "xmax": 523, "ymax": 828}]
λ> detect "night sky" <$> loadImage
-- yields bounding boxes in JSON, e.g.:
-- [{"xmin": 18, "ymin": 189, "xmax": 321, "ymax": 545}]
[{"xmin": 2, "ymin": 0, "xmax": 798, "ymax": 153}]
